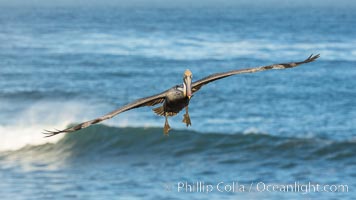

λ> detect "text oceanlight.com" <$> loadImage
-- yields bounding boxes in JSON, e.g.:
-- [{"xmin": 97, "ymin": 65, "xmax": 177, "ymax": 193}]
[{"xmin": 173, "ymin": 181, "xmax": 348, "ymax": 194}]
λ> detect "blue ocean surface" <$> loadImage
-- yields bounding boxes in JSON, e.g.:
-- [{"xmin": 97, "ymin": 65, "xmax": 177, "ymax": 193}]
[{"xmin": 0, "ymin": 3, "xmax": 355, "ymax": 200}]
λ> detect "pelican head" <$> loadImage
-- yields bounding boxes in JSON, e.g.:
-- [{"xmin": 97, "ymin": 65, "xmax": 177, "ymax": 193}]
[{"xmin": 183, "ymin": 69, "xmax": 192, "ymax": 99}]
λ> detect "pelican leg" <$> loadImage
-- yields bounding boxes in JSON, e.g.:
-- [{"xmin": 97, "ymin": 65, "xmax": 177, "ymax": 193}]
[
  {"xmin": 182, "ymin": 106, "xmax": 192, "ymax": 127},
  {"xmin": 163, "ymin": 114, "xmax": 171, "ymax": 135}
]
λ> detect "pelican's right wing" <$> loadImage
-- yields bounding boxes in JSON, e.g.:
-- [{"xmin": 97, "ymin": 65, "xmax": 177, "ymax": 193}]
[
  {"xmin": 192, "ymin": 54, "xmax": 320, "ymax": 93},
  {"xmin": 43, "ymin": 91, "xmax": 168, "ymax": 137}
]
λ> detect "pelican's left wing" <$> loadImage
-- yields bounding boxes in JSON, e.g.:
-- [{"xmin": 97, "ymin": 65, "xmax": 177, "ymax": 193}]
[
  {"xmin": 192, "ymin": 54, "xmax": 320, "ymax": 93},
  {"xmin": 43, "ymin": 91, "xmax": 168, "ymax": 137}
]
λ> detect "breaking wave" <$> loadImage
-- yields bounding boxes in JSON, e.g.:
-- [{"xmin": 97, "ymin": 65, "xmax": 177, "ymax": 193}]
[{"xmin": 1, "ymin": 125, "xmax": 355, "ymax": 165}]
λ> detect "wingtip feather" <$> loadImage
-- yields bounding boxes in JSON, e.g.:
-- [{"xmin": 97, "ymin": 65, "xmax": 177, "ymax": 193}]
[
  {"xmin": 306, "ymin": 53, "xmax": 320, "ymax": 62},
  {"xmin": 42, "ymin": 128, "xmax": 68, "ymax": 137}
]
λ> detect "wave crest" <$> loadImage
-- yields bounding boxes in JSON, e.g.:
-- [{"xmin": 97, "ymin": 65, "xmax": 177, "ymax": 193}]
[{"xmin": 2, "ymin": 125, "xmax": 355, "ymax": 165}]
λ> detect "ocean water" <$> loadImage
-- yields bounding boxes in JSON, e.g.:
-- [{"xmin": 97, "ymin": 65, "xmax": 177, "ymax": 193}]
[{"xmin": 0, "ymin": 4, "xmax": 355, "ymax": 200}]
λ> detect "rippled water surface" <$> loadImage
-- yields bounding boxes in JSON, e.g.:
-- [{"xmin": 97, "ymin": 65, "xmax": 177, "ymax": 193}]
[{"xmin": 0, "ymin": 4, "xmax": 355, "ymax": 200}]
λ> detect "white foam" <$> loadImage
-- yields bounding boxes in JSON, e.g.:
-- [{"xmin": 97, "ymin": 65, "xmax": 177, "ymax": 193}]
[
  {"xmin": 242, "ymin": 127, "xmax": 267, "ymax": 135},
  {"xmin": 0, "ymin": 101, "xmax": 101, "ymax": 152},
  {"xmin": 10, "ymin": 31, "xmax": 356, "ymax": 61},
  {"xmin": 64, "ymin": 34, "xmax": 356, "ymax": 61},
  {"xmin": 0, "ymin": 100, "xmax": 165, "ymax": 152}
]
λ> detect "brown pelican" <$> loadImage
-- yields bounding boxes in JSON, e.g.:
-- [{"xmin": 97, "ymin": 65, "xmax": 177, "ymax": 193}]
[{"xmin": 44, "ymin": 54, "xmax": 319, "ymax": 137}]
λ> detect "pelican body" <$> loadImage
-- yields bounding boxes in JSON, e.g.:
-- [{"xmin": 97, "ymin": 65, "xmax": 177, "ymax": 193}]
[
  {"xmin": 44, "ymin": 54, "xmax": 319, "ymax": 137},
  {"xmin": 160, "ymin": 86, "xmax": 190, "ymax": 116},
  {"xmin": 152, "ymin": 71, "xmax": 192, "ymax": 133}
]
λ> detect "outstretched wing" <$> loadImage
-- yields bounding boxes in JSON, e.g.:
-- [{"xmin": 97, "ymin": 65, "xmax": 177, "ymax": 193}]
[
  {"xmin": 192, "ymin": 54, "xmax": 320, "ymax": 93},
  {"xmin": 43, "ymin": 91, "xmax": 168, "ymax": 137}
]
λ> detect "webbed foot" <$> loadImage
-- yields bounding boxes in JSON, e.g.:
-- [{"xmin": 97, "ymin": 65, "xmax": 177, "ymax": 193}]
[
  {"xmin": 182, "ymin": 113, "xmax": 192, "ymax": 127},
  {"xmin": 164, "ymin": 117, "xmax": 171, "ymax": 135}
]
